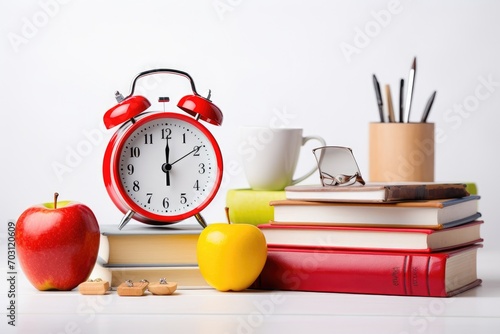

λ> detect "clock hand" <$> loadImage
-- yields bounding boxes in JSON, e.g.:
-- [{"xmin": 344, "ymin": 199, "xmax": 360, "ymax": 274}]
[
  {"xmin": 162, "ymin": 137, "xmax": 172, "ymax": 186},
  {"xmin": 170, "ymin": 145, "xmax": 203, "ymax": 166}
]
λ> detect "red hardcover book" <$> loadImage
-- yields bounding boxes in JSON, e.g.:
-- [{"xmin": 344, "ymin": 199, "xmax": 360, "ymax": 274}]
[{"xmin": 252, "ymin": 245, "xmax": 482, "ymax": 297}]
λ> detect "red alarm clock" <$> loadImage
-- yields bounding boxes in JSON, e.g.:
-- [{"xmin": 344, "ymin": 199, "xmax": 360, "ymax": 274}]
[{"xmin": 102, "ymin": 69, "xmax": 223, "ymax": 229}]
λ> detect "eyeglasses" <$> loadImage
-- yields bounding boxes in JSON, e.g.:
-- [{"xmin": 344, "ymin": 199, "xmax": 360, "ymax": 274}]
[{"xmin": 313, "ymin": 146, "xmax": 366, "ymax": 186}]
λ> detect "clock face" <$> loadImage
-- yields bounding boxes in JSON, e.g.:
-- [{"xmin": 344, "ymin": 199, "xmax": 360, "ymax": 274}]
[{"xmin": 113, "ymin": 113, "xmax": 222, "ymax": 221}]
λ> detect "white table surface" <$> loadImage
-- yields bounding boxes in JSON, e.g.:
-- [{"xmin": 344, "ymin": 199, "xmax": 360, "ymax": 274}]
[{"xmin": 3, "ymin": 248, "xmax": 499, "ymax": 334}]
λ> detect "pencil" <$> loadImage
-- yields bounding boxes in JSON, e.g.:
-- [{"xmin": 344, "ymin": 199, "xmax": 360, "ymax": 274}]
[
  {"xmin": 403, "ymin": 57, "xmax": 416, "ymax": 123},
  {"xmin": 385, "ymin": 84, "xmax": 395, "ymax": 122},
  {"xmin": 372, "ymin": 74, "xmax": 384, "ymax": 122},
  {"xmin": 399, "ymin": 78, "xmax": 404, "ymax": 123},
  {"xmin": 420, "ymin": 91, "xmax": 437, "ymax": 123}
]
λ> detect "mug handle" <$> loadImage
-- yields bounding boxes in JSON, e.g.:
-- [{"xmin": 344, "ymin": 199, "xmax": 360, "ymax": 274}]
[{"xmin": 291, "ymin": 135, "xmax": 327, "ymax": 185}]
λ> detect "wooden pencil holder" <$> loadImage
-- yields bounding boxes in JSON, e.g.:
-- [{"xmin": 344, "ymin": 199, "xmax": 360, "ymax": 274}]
[{"xmin": 369, "ymin": 123, "xmax": 435, "ymax": 182}]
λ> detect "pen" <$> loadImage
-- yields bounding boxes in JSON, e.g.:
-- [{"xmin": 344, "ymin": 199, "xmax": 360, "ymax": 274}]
[
  {"xmin": 385, "ymin": 84, "xmax": 395, "ymax": 122},
  {"xmin": 420, "ymin": 91, "xmax": 436, "ymax": 123},
  {"xmin": 399, "ymin": 78, "xmax": 404, "ymax": 123},
  {"xmin": 372, "ymin": 74, "xmax": 384, "ymax": 122},
  {"xmin": 403, "ymin": 57, "xmax": 416, "ymax": 123}
]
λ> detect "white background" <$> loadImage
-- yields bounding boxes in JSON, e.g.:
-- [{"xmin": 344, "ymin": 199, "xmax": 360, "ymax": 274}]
[{"xmin": 1, "ymin": 0, "xmax": 499, "ymax": 250}]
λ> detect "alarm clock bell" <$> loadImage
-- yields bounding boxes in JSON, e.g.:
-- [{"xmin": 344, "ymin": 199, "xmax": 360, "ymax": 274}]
[{"xmin": 104, "ymin": 69, "xmax": 223, "ymax": 130}]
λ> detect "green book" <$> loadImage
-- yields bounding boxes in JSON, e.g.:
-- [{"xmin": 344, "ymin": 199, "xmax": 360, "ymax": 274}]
[{"xmin": 226, "ymin": 189, "xmax": 286, "ymax": 225}]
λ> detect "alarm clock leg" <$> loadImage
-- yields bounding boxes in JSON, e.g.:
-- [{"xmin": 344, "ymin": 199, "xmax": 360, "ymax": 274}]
[
  {"xmin": 194, "ymin": 213, "xmax": 208, "ymax": 229},
  {"xmin": 118, "ymin": 210, "xmax": 135, "ymax": 230}
]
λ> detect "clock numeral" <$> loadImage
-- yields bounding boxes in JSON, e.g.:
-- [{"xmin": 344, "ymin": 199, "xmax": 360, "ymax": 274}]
[
  {"xmin": 198, "ymin": 163, "xmax": 206, "ymax": 174},
  {"xmin": 180, "ymin": 193, "xmax": 187, "ymax": 205},
  {"xmin": 144, "ymin": 133, "xmax": 153, "ymax": 145},
  {"xmin": 193, "ymin": 180, "xmax": 200, "ymax": 191},
  {"xmin": 146, "ymin": 193, "xmax": 153, "ymax": 204},
  {"xmin": 162, "ymin": 128, "xmax": 172, "ymax": 139},
  {"xmin": 193, "ymin": 146, "xmax": 201, "ymax": 156},
  {"xmin": 132, "ymin": 181, "xmax": 140, "ymax": 192},
  {"xmin": 127, "ymin": 164, "xmax": 134, "ymax": 175},
  {"xmin": 182, "ymin": 133, "xmax": 186, "ymax": 143},
  {"xmin": 162, "ymin": 197, "xmax": 169, "ymax": 209},
  {"xmin": 130, "ymin": 147, "xmax": 140, "ymax": 158}
]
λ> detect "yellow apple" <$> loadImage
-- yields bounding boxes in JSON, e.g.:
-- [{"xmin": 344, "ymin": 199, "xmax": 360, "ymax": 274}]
[{"xmin": 197, "ymin": 223, "xmax": 267, "ymax": 291}]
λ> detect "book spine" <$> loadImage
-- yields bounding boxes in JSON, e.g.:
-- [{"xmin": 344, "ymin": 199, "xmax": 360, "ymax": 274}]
[
  {"xmin": 386, "ymin": 184, "xmax": 469, "ymax": 201},
  {"xmin": 226, "ymin": 189, "xmax": 286, "ymax": 225},
  {"xmin": 251, "ymin": 248, "xmax": 448, "ymax": 297}
]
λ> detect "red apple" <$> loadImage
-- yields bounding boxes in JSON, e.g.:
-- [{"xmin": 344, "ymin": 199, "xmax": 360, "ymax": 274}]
[{"xmin": 16, "ymin": 193, "xmax": 100, "ymax": 291}]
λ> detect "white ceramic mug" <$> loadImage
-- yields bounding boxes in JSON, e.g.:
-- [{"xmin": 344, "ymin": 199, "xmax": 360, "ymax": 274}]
[{"xmin": 238, "ymin": 127, "xmax": 326, "ymax": 191}]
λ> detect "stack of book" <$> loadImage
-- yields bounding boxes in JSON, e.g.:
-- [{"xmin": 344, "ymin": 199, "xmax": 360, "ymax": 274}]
[
  {"xmin": 251, "ymin": 182, "xmax": 484, "ymax": 297},
  {"xmin": 96, "ymin": 224, "xmax": 209, "ymax": 288}
]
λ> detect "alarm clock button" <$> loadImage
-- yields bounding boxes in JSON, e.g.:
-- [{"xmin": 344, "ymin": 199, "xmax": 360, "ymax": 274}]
[
  {"xmin": 104, "ymin": 95, "xmax": 151, "ymax": 129},
  {"xmin": 178, "ymin": 94, "xmax": 223, "ymax": 126}
]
